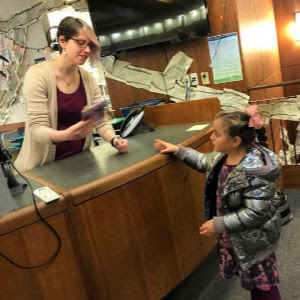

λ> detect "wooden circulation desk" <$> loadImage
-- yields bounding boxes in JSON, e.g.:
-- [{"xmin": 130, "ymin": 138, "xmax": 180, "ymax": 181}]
[{"xmin": 0, "ymin": 98, "xmax": 220, "ymax": 300}]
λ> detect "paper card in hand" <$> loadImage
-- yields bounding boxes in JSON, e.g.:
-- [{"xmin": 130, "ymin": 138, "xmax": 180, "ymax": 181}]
[{"xmin": 81, "ymin": 101, "xmax": 106, "ymax": 124}]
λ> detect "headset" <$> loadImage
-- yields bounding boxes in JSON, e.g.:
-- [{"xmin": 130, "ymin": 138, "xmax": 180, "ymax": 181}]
[{"xmin": 46, "ymin": 26, "xmax": 59, "ymax": 51}]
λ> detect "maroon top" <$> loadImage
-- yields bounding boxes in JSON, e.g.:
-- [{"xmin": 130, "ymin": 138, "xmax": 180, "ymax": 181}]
[{"xmin": 55, "ymin": 77, "xmax": 87, "ymax": 161}]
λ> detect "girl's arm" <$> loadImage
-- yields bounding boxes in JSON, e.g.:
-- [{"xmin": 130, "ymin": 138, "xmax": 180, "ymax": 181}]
[
  {"xmin": 153, "ymin": 139, "xmax": 179, "ymax": 153},
  {"xmin": 154, "ymin": 139, "xmax": 216, "ymax": 173}
]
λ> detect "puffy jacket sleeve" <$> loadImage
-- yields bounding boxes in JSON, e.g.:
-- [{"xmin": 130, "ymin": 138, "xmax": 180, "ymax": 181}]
[
  {"xmin": 223, "ymin": 178, "xmax": 278, "ymax": 233},
  {"xmin": 174, "ymin": 146, "xmax": 218, "ymax": 173}
]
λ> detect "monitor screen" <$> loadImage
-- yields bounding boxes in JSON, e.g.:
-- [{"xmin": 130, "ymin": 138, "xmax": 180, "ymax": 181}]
[{"xmin": 87, "ymin": 0, "xmax": 210, "ymax": 56}]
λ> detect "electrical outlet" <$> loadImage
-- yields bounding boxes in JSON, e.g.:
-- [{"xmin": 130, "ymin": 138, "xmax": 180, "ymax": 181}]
[
  {"xmin": 185, "ymin": 74, "xmax": 190, "ymax": 85},
  {"xmin": 201, "ymin": 72, "xmax": 210, "ymax": 85},
  {"xmin": 190, "ymin": 73, "xmax": 199, "ymax": 86}
]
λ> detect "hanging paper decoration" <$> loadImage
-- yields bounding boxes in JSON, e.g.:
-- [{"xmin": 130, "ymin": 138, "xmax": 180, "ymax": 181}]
[
  {"xmin": 0, "ymin": 0, "xmax": 88, "ymax": 125},
  {"xmin": 0, "ymin": 33, "xmax": 10, "ymax": 90}
]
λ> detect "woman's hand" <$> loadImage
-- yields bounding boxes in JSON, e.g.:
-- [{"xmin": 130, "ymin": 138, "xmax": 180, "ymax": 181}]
[
  {"xmin": 199, "ymin": 220, "xmax": 215, "ymax": 237},
  {"xmin": 114, "ymin": 138, "xmax": 129, "ymax": 153},
  {"xmin": 153, "ymin": 139, "xmax": 179, "ymax": 154},
  {"xmin": 64, "ymin": 120, "xmax": 95, "ymax": 141}
]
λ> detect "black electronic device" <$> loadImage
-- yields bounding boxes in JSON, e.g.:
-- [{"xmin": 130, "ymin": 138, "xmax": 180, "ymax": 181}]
[
  {"xmin": 46, "ymin": 26, "xmax": 59, "ymax": 52},
  {"xmin": 87, "ymin": 0, "xmax": 210, "ymax": 56},
  {"xmin": 0, "ymin": 144, "xmax": 27, "ymax": 196},
  {"xmin": 120, "ymin": 106, "xmax": 154, "ymax": 138}
]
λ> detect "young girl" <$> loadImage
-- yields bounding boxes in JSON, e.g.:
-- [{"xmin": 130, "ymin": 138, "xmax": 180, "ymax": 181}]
[{"xmin": 154, "ymin": 106, "xmax": 282, "ymax": 300}]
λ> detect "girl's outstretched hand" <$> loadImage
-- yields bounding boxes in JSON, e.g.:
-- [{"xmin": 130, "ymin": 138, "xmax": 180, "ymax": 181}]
[
  {"xmin": 153, "ymin": 139, "xmax": 179, "ymax": 154},
  {"xmin": 199, "ymin": 220, "xmax": 215, "ymax": 237}
]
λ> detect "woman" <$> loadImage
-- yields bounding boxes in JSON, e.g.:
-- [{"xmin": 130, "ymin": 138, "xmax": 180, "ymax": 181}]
[{"xmin": 15, "ymin": 17, "xmax": 128, "ymax": 172}]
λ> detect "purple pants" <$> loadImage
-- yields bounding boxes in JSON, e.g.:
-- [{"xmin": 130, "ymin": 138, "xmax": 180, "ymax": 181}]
[{"xmin": 250, "ymin": 285, "xmax": 281, "ymax": 300}]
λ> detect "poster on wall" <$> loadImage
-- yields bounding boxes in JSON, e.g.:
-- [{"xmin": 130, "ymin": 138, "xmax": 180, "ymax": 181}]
[{"xmin": 208, "ymin": 32, "xmax": 243, "ymax": 84}]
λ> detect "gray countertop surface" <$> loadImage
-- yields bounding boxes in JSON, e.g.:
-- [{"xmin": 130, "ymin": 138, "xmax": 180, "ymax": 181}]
[
  {"xmin": 13, "ymin": 179, "xmax": 43, "ymax": 209},
  {"xmin": 28, "ymin": 122, "xmax": 210, "ymax": 191},
  {"xmin": 2, "ymin": 122, "xmax": 210, "ymax": 219}
]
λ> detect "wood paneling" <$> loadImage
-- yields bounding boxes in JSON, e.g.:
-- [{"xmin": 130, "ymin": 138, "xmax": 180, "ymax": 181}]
[
  {"xmin": 207, "ymin": 0, "xmax": 240, "ymax": 35},
  {"xmin": 143, "ymin": 98, "xmax": 221, "ymax": 127},
  {"xmin": 281, "ymin": 65, "xmax": 300, "ymax": 96},
  {"xmin": 259, "ymin": 71, "xmax": 284, "ymax": 100},
  {"xmin": 75, "ymin": 188, "xmax": 148, "ymax": 299},
  {"xmin": 273, "ymin": 0, "xmax": 300, "ymax": 95},
  {"xmin": 273, "ymin": 0, "xmax": 300, "ymax": 150},
  {"xmin": 73, "ymin": 138, "xmax": 215, "ymax": 300},
  {"xmin": 123, "ymin": 174, "xmax": 181, "ymax": 299},
  {"xmin": 0, "ymin": 196, "xmax": 67, "ymax": 235},
  {"xmin": 236, "ymin": 0, "xmax": 283, "ymax": 98},
  {"xmin": 273, "ymin": 0, "xmax": 300, "ymax": 69},
  {"xmin": 0, "ymin": 213, "xmax": 87, "ymax": 300},
  {"xmin": 155, "ymin": 161, "xmax": 211, "ymax": 278},
  {"xmin": 235, "ymin": 0, "xmax": 285, "ymax": 153},
  {"xmin": 282, "ymin": 165, "xmax": 300, "ymax": 189}
]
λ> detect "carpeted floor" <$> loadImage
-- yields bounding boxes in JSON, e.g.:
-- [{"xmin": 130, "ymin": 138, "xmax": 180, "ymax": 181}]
[{"xmin": 164, "ymin": 190, "xmax": 299, "ymax": 300}]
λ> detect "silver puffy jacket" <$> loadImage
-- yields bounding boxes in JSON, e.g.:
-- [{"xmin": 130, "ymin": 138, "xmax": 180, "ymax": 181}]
[{"xmin": 175, "ymin": 144, "xmax": 282, "ymax": 270}]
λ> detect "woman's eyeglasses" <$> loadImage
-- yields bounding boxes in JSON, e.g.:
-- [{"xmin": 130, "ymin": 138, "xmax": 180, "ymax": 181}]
[{"xmin": 70, "ymin": 38, "xmax": 96, "ymax": 51}]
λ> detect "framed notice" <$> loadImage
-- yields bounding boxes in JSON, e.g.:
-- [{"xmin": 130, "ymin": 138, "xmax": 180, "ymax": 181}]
[{"xmin": 208, "ymin": 32, "xmax": 243, "ymax": 84}]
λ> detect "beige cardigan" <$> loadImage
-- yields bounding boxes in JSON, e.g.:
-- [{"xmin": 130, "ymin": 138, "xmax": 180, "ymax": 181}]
[{"xmin": 15, "ymin": 60, "xmax": 113, "ymax": 172}]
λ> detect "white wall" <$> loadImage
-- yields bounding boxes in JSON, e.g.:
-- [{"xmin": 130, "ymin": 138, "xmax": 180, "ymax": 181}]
[
  {"xmin": 22, "ymin": 21, "xmax": 51, "ymax": 70},
  {"xmin": 1, "ymin": 0, "xmax": 51, "ymax": 72},
  {"xmin": 0, "ymin": 0, "xmax": 42, "ymax": 19}
]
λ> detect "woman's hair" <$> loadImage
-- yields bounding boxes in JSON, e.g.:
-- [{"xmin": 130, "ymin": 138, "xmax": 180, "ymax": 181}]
[
  {"xmin": 56, "ymin": 16, "xmax": 100, "ymax": 63},
  {"xmin": 215, "ymin": 110, "xmax": 268, "ymax": 150}
]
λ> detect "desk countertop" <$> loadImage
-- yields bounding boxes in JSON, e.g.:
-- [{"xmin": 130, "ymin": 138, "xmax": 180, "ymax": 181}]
[
  {"xmin": 27, "ymin": 122, "xmax": 211, "ymax": 191},
  {"xmin": 13, "ymin": 179, "xmax": 43, "ymax": 210}
]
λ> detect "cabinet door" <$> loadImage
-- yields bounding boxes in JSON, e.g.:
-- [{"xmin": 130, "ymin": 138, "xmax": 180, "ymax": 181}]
[
  {"xmin": 76, "ymin": 187, "xmax": 150, "ymax": 300},
  {"xmin": 76, "ymin": 172, "xmax": 183, "ymax": 300},
  {"xmin": 0, "ymin": 213, "xmax": 88, "ymax": 300}
]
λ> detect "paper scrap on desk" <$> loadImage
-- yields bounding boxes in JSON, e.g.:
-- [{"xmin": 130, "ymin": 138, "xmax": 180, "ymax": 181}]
[{"xmin": 187, "ymin": 124, "xmax": 209, "ymax": 131}]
